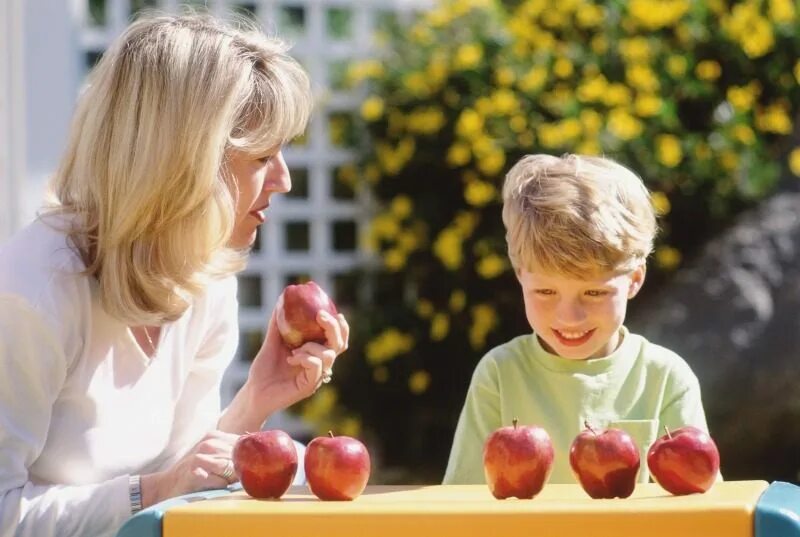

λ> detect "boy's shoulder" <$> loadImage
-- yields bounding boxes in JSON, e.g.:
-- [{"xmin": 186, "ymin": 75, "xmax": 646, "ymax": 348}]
[
  {"xmin": 474, "ymin": 333, "xmax": 536, "ymax": 373},
  {"xmin": 629, "ymin": 330, "xmax": 698, "ymax": 380}
]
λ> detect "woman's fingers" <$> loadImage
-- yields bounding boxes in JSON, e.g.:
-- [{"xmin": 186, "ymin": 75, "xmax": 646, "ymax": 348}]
[
  {"xmin": 316, "ymin": 310, "xmax": 348, "ymax": 354},
  {"xmin": 289, "ymin": 343, "xmax": 336, "ymax": 371},
  {"xmin": 286, "ymin": 352, "xmax": 323, "ymax": 389},
  {"xmin": 194, "ymin": 453, "xmax": 234, "ymax": 488}
]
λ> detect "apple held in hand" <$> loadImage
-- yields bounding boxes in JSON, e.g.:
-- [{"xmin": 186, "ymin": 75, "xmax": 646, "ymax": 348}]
[
  {"xmin": 483, "ymin": 419, "xmax": 554, "ymax": 500},
  {"xmin": 276, "ymin": 281, "xmax": 338, "ymax": 349},
  {"xmin": 647, "ymin": 426, "xmax": 720, "ymax": 495},
  {"xmin": 305, "ymin": 431, "xmax": 371, "ymax": 501},
  {"xmin": 569, "ymin": 421, "xmax": 640, "ymax": 499},
  {"xmin": 232, "ymin": 430, "xmax": 298, "ymax": 499}
]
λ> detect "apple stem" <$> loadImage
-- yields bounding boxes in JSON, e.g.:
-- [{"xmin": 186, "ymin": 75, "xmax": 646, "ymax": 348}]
[
  {"xmin": 512, "ymin": 418, "xmax": 518, "ymax": 429},
  {"xmin": 327, "ymin": 431, "xmax": 335, "ymax": 438},
  {"xmin": 584, "ymin": 420, "xmax": 596, "ymax": 436},
  {"xmin": 664, "ymin": 426, "xmax": 672, "ymax": 439}
]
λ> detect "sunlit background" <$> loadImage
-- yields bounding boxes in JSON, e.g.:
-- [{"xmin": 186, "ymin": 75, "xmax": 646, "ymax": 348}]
[{"xmin": 2, "ymin": 0, "xmax": 799, "ymax": 485}]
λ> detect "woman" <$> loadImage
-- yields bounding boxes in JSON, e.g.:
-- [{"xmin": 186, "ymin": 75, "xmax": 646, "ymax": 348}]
[{"xmin": 0, "ymin": 12, "xmax": 348, "ymax": 537}]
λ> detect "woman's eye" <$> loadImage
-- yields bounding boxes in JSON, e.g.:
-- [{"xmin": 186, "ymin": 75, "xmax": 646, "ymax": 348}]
[{"xmin": 258, "ymin": 155, "xmax": 273, "ymax": 164}]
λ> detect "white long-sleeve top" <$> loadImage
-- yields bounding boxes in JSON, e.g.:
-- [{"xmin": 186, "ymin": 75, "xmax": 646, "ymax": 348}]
[{"xmin": 0, "ymin": 216, "xmax": 239, "ymax": 537}]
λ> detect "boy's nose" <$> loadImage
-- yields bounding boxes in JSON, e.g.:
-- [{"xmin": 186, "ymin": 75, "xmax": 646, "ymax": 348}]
[
  {"xmin": 266, "ymin": 151, "xmax": 291, "ymax": 194},
  {"xmin": 555, "ymin": 299, "xmax": 587, "ymax": 325}
]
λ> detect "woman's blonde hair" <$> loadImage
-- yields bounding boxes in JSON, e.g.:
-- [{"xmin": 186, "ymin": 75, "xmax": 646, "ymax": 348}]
[
  {"xmin": 502, "ymin": 154, "xmax": 657, "ymax": 277},
  {"xmin": 48, "ymin": 11, "xmax": 312, "ymax": 325}
]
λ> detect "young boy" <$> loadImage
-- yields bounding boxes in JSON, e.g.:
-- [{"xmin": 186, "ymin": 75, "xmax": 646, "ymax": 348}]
[{"xmin": 444, "ymin": 153, "xmax": 712, "ymax": 485}]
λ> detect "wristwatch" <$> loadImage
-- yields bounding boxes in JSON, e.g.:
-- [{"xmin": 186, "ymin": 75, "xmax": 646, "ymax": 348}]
[{"xmin": 129, "ymin": 474, "xmax": 143, "ymax": 514}]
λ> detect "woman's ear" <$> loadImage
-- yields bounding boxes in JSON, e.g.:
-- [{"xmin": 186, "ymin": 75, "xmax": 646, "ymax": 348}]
[{"xmin": 628, "ymin": 264, "xmax": 646, "ymax": 299}]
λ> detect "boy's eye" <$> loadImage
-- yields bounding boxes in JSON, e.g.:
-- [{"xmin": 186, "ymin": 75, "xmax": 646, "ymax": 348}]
[
  {"xmin": 585, "ymin": 290, "xmax": 608, "ymax": 297},
  {"xmin": 534, "ymin": 289, "xmax": 555, "ymax": 296}
]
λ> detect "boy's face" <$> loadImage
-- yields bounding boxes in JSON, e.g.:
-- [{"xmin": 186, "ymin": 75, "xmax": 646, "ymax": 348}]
[{"xmin": 517, "ymin": 265, "xmax": 645, "ymax": 360}]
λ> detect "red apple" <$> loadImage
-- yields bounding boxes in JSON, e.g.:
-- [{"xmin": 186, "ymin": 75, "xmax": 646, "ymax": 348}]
[
  {"xmin": 647, "ymin": 425, "xmax": 720, "ymax": 495},
  {"xmin": 232, "ymin": 430, "xmax": 298, "ymax": 499},
  {"xmin": 305, "ymin": 431, "xmax": 371, "ymax": 501},
  {"xmin": 569, "ymin": 421, "xmax": 641, "ymax": 499},
  {"xmin": 483, "ymin": 419, "xmax": 554, "ymax": 500},
  {"xmin": 276, "ymin": 281, "xmax": 338, "ymax": 349}
]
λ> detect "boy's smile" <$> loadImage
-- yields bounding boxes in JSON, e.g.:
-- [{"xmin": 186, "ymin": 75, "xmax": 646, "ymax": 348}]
[{"xmin": 517, "ymin": 266, "xmax": 645, "ymax": 360}]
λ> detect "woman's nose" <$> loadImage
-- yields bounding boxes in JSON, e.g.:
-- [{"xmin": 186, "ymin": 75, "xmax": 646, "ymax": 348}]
[{"xmin": 266, "ymin": 151, "xmax": 291, "ymax": 194}]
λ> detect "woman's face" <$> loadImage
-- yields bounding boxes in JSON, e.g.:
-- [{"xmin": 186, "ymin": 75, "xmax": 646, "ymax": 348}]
[{"xmin": 226, "ymin": 147, "xmax": 290, "ymax": 249}]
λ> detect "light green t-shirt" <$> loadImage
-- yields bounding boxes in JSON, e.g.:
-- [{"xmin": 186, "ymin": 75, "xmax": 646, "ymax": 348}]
[{"xmin": 443, "ymin": 326, "xmax": 711, "ymax": 485}]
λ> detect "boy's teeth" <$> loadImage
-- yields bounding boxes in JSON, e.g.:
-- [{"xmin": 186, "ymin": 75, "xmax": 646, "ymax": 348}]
[{"xmin": 558, "ymin": 329, "xmax": 589, "ymax": 339}]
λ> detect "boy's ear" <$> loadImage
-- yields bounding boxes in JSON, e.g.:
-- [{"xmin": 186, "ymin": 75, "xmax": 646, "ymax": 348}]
[{"xmin": 627, "ymin": 264, "xmax": 646, "ymax": 299}]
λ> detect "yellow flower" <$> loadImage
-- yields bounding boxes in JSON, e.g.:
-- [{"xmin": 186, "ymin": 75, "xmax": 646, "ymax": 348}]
[
  {"xmin": 383, "ymin": 248, "xmax": 406, "ymax": 271},
  {"xmin": 755, "ymin": 102, "xmax": 793, "ymax": 134},
  {"xmin": 576, "ymin": 139, "xmax": 601, "ymax": 155},
  {"xmin": 454, "ymin": 43, "xmax": 484, "ymax": 70},
  {"xmin": 408, "ymin": 370, "xmax": 432, "ymax": 395},
  {"xmin": 789, "ymin": 148, "xmax": 800, "ymax": 176},
  {"xmin": 490, "ymin": 89, "xmax": 519, "ymax": 115},
  {"xmin": 347, "ymin": 60, "xmax": 384, "ymax": 85},
  {"xmin": 580, "ymin": 109, "xmax": 603, "ymax": 133},
  {"xmin": 626, "ymin": 64, "xmax": 660, "ymax": 92},
  {"xmin": 695, "ymin": 60, "xmax": 722, "ymax": 81},
  {"xmin": 453, "ymin": 211, "xmax": 479, "ymax": 235},
  {"xmin": 403, "ymin": 72, "xmax": 430, "ymax": 97},
  {"xmin": 603, "ymin": 84, "xmax": 633, "ymax": 107},
  {"xmin": 338, "ymin": 416, "xmax": 362, "ymax": 438},
  {"xmin": 376, "ymin": 138, "xmax": 416, "ymax": 175},
  {"xmin": 769, "ymin": 0, "xmax": 795, "ymax": 23},
  {"xmin": 373, "ymin": 366, "xmax": 389, "ymax": 383},
  {"xmin": 727, "ymin": 83, "xmax": 761, "ymax": 112},
  {"xmin": 608, "ymin": 108, "xmax": 644, "ymax": 140},
  {"xmin": 651, "ymin": 191, "xmax": 671, "ymax": 215},
  {"xmin": 553, "ymin": 57, "xmax": 574, "ymax": 79},
  {"xmin": 518, "ymin": 66, "xmax": 548, "ymax": 93},
  {"xmin": 577, "ymin": 73, "xmax": 608, "ymax": 103},
  {"xmin": 406, "ymin": 107, "xmax": 446, "ymax": 135},
  {"xmin": 465, "ymin": 179, "xmax": 497, "ymax": 207},
  {"xmin": 635, "ymin": 94, "xmax": 663, "ymax": 117},
  {"xmin": 391, "ymin": 195, "xmax": 413, "ymax": 219},
  {"xmin": 449, "ymin": 290, "xmax": 467, "ymax": 312},
  {"xmin": 477, "ymin": 150, "xmax": 506, "ymax": 177},
  {"xmin": 366, "ymin": 329, "xmax": 415, "ymax": 365},
  {"xmin": 576, "ymin": 4, "xmax": 604, "ymax": 27},
  {"xmin": 470, "ymin": 304, "xmax": 498, "ymax": 349},
  {"xmin": 666, "ymin": 55, "xmax": 688, "ymax": 77},
  {"xmin": 720, "ymin": 150, "xmax": 740, "ymax": 171},
  {"xmin": 655, "ymin": 245, "xmax": 682, "ymax": 271},
  {"xmin": 301, "ymin": 386, "xmax": 337, "ymax": 421},
  {"xmin": 430, "ymin": 313, "xmax": 450, "ymax": 341},
  {"xmin": 447, "ymin": 142, "xmax": 471, "ymax": 167},
  {"xmin": 510, "ymin": 115, "xmax": 527, "ymax": 133},
  {"xmin": 495, "ymin": 67, "xmax": 515, "ymax": 86},
  {"xmin": 433, "ymin": 228, "xmax": 463, "ymax": 270},
  {"xmin": 456, "ymin": 109, "xmax": 484, "ymax": 139},
  {"xmin": 732, "ymin": 124, "xmax": 756, "ymax": 145},
  {"xmin": 795, "ymin": 60, "xmax": 800, "ymax": 84},
  {"xmin": 619, "ymin": 37, "xmax": 652, "ymax": 63},
  {"xmin": 360, "ymin": 96, "xmax": 384, "ymax": 122},
  {"xmin": 656, "ymin": 134, "xmax": 683, "ymax": 168},
  {"xmin": 417, "ymin": 299, "xmax": 434, "ymax": 319},
  {"xmin": 477, "ymin": 254, "xmax": 506, "ymax": 279},
  {"xmin": 371, "ymin": 214, "xmax": 399, "ymax": 240},
  {"xmin": 724, "ymin": 4, "xmax": 775, "ymax": 58},
  {"xmin": 628, "ymin": 0, "xmax": 690, "ymax": 29},
  {"xmin": 591, "ymin": 35, "xmax": 608, "ymax": 54}
]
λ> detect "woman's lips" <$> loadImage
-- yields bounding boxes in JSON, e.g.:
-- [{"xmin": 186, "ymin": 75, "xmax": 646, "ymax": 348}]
[{"xmin": 552, "ymin": 328, "xmax": 595, "ymax": 347}]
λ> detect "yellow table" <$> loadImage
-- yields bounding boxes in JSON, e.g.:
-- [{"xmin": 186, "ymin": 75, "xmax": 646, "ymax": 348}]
[{"xmin": 163, "ymin": 481, "xmax": 768, "ymax": 537}]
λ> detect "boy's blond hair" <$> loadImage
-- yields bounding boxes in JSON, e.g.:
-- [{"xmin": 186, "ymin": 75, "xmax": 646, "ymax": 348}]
[
  {"xmin": 502, "ymin": 154, "xmax": 657, "ymax": 277},
  {"xmin": 47, "ymin": 12, "xmax": 312, "ymax": 325}
]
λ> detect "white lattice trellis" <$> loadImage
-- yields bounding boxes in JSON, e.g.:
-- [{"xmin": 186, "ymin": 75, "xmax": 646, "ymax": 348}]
[{"xmin": 75, "ymin": 0, "xmax": 429, "ymax": 431}]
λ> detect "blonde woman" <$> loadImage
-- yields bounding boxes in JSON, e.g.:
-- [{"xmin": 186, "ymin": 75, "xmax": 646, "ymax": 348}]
[{"xmin": 0, "ymin": 13, "xmax": 348, "ymax": 537}]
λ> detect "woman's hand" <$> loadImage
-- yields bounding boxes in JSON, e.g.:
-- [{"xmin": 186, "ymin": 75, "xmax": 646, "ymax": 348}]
[
  {"xmin": 218, "ymin": 307, "xmax": 350, "ymax": 434},
  {"xmin": 248, "ymin": 308, "xmax": 349, "ymax": 411},
  {"xmin": 140, "ymin": 430, "xmax": 240, "ymax": 507}
]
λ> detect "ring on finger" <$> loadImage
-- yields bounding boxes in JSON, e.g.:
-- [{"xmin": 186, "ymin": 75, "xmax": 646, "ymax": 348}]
[
  {"xmin": 321, "ymin": 368, "xmax": 333, "ymax": 384},
  {"xmin": 221, "ymin": 459, "xmax": 235, "ymax": 482}
]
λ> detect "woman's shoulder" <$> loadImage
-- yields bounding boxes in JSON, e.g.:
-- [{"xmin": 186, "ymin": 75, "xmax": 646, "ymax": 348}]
[{"xmin": 0, "ymin": 214, "xmax": 92, "ymax": 318}]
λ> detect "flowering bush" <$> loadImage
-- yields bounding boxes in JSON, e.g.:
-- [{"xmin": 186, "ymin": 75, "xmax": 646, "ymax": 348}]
[{"xmin": 302, "ymin": 0, "xmax": 800, "ymax": 482}]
